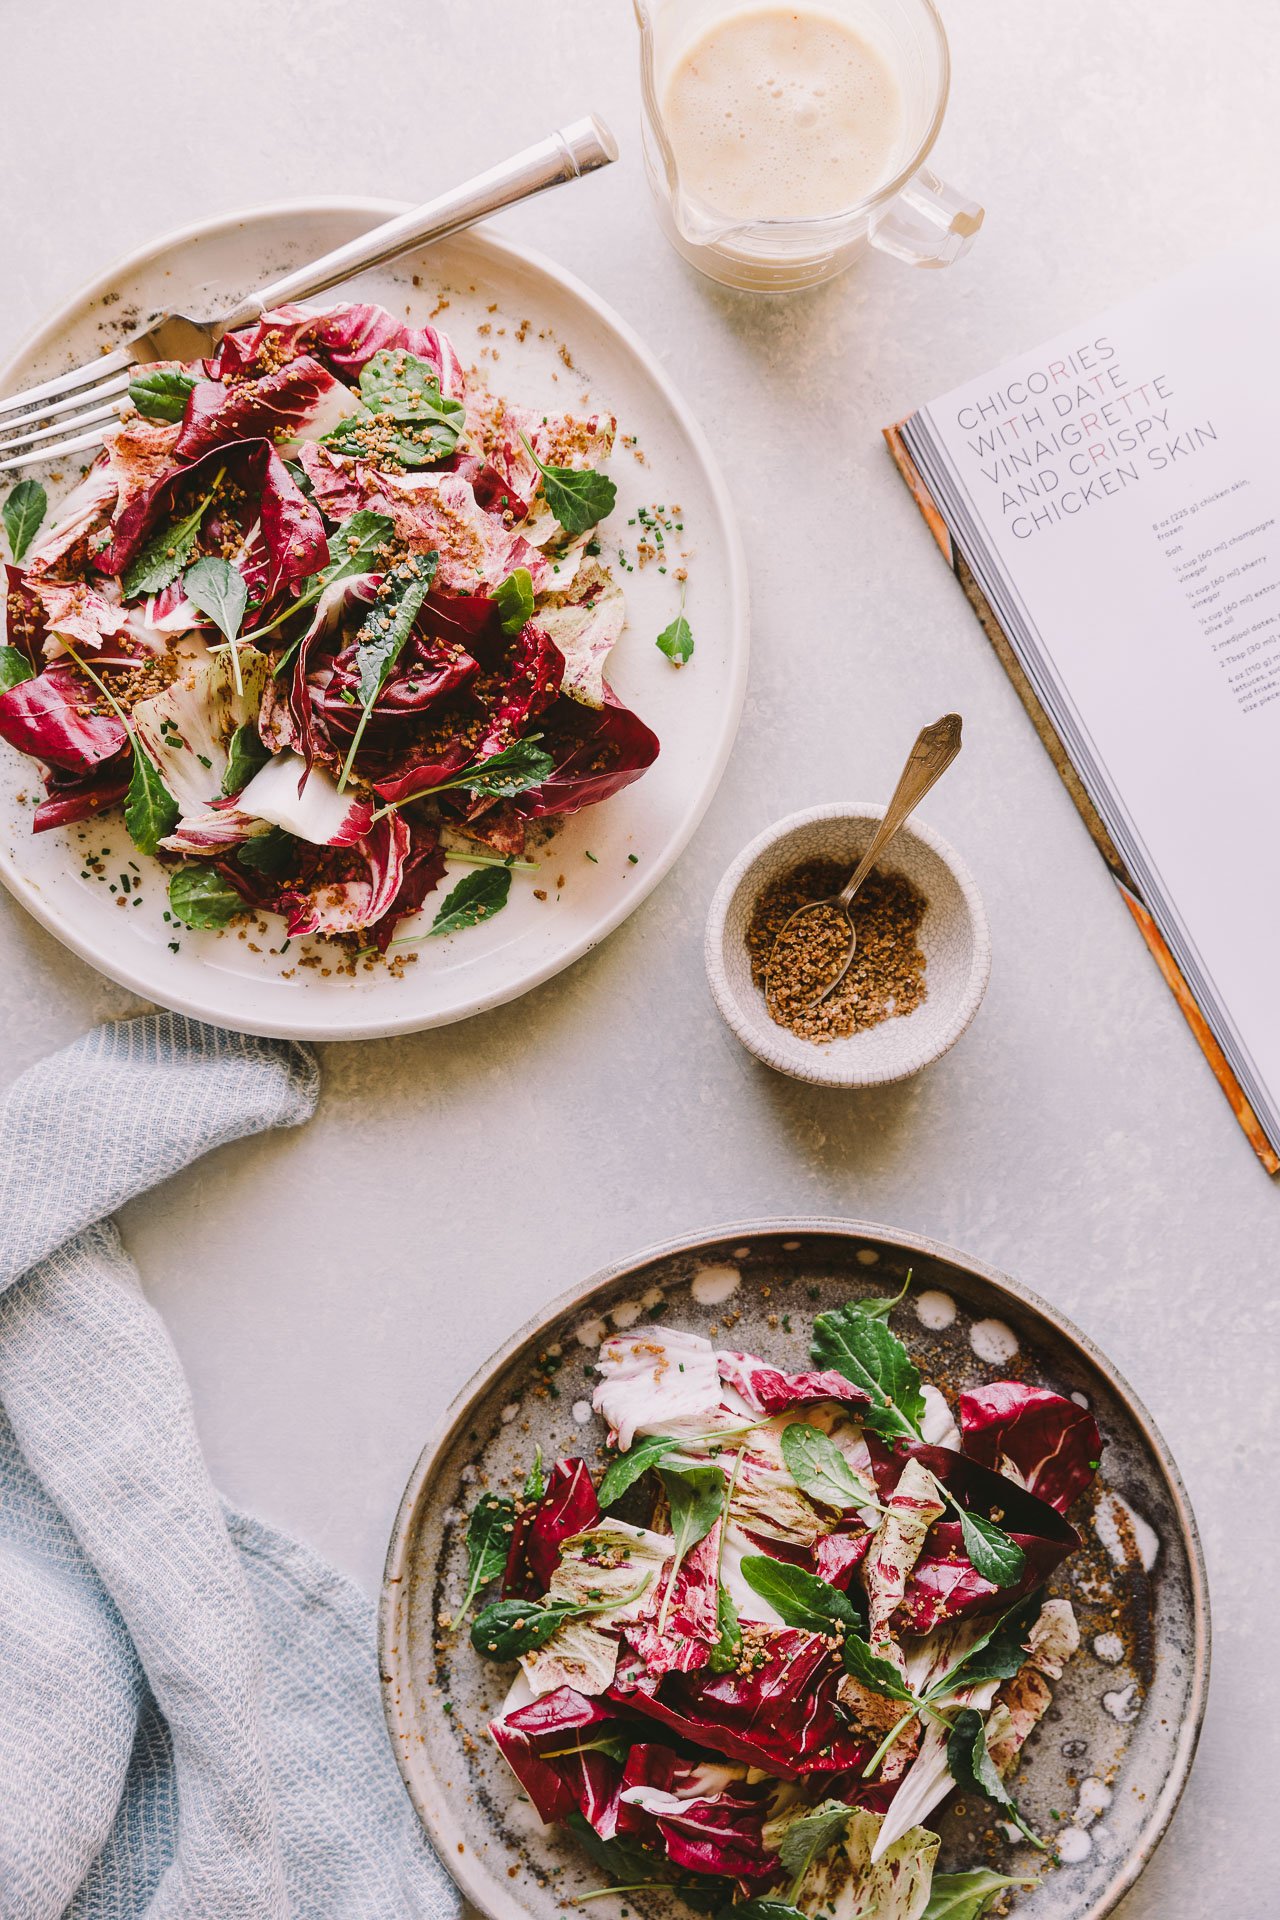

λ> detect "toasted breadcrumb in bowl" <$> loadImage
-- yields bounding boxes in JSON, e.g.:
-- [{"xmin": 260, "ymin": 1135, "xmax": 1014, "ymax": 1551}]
[{"xmin": 704, "ymin": 803, "xmax": 991, "ymax": 1087}]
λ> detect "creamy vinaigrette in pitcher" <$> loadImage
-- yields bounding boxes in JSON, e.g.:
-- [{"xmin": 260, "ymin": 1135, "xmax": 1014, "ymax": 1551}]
[{"xmin": 660, "ymin": 5, "xmax": 905, "ymax": 223}]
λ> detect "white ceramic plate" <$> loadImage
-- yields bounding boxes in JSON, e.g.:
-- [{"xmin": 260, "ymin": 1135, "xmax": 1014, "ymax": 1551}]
[{"xmin": 0, "ymin": 200, "xmax": 748, "ymax": 1039}]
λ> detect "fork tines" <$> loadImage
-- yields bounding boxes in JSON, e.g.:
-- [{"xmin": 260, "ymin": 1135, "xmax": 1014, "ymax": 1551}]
[{"xmin": 0, "ymin": 348, "xmax": 137, "ymax": 475}]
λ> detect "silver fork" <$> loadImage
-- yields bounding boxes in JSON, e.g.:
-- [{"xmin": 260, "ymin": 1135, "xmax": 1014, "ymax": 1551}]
[{"xmin": 0, "ymin": 117, "xmax": 617, "ymax": 476}]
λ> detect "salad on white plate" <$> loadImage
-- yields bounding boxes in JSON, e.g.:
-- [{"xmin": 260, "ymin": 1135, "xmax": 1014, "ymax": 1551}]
[{"xmin": 0, "ymin": 299, "xmax": 659, "ymax": 955}]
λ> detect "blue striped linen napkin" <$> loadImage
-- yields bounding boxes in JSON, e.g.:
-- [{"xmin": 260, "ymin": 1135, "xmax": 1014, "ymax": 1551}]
[{"xmin": 0, "ymin": 1013, "xmax": 461, "ymax": 1920}]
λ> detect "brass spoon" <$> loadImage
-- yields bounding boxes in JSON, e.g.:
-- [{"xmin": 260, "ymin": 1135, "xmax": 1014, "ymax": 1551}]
[{"xmin": 766, "ymin": 714, "xmax": 963, "ymax": 1013}]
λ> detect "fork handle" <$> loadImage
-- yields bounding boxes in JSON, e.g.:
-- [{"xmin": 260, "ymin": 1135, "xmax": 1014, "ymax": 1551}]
[
  {"xmin": 837, "ymin": 714, "xmax": 963, "ymax": 910},
  {"xmin": 211, "ymin": 117, "xmax": 618, "ymax": 338}
]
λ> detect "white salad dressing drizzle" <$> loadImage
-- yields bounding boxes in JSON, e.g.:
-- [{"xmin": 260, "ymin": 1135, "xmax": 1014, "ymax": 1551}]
[
  {"xmin": 1092, "ymin": 1631, "xmax": 1125, "ymax": 1665},
  {"xmin": 969, "ymin": 1317, "xmax": 1020, "ymax": 1365},
  {"xmin": 1103, "ymin": 1682, "xmax": 1141, "ymax": 1723},
  {"xmin": 1093, "ymin": 1491, "xmax": 1160, "ymax": 1572},
  {"xmin": 919, "ymin": 1382, "xmax": 961, "ymax": 1449},
  {"xmin": 1076, "ymin": 1778, "xmax": 1113, "ymax": 1825},
  {"xmin": 691, "ymin": 1265, "xmax": 741, "ymax": 1306},
  {"xmin": 1056, "ymin": 1826, "xmax": 1093, "ymax": 1864},
  {"xmin": 914, "ymin": 1289, "xmax": 956, "ymax": 1330}
]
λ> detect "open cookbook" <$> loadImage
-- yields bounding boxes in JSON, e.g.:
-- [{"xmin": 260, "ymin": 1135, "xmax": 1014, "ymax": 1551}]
[{"xmin": 888, "ymin": 233, "xmax": 1280, "ymax": 1170}]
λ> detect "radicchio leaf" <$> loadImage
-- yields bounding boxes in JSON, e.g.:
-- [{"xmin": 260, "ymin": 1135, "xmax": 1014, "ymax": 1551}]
[
  {"xmin": 278, "ymin": 812, "xmax": 409, "ymax": 937},
  {"xmin": 4, "ymin": 563, "xmax": 46, "ymax": 663},
  {"xmin": 503, "ymin": 1458, "xmax": 602, "ymax": 1599},
  {"xmin": 372, "ymin": 742, "xmax": 473, "ymax": 810},
  {"xmin": 716, "ymin": 1355, "xmax": 871, "ymax": 1420},
  {"xmin": 368, "ymin": 819, "xmax": 447, "ymax": 951},
  {"xmin": 449, "ymin": 450, "xmax": 530, "ymax": 522},
  {"xmin": 375, "ymin": 470, "xmax": 552, "ymax": 595},
  {"xmin": 32, "ymin": 753, "xmax": 132, "ymax": 831},
  {"xmin": 490, "ymin": 1685, "xmax": 628, "ymax": 1832},
  {"xmin": 472, "ymin": 624, "xmax": 564, "ymax": 764},
  {"xmin": 863, "ymin": 1458, "xmax": 946, "ymax": 1667},
  {"xmin": 204, "ymin": 306, "xmax": 315, "ymax": 381},
  {"xmin": 133, "ymin": 646, "xmax": 266, "ymax": 814},
  {"xmin": 476, "ymin": 401, "xmax": 615, "ymax": 528},
  {"xmin": 21, "ymin": 463, "xmax": 116, "ymax": 577},
  {"xmin": 610, "ymin": 1629, "xmax": 871, "ymax": 1778},
  {"xmin": 625, "ymin": 1524, "xmax": 723, "ymax": 1677},
  {"xmin": 508, "ymin": 1525, "xmax": 670, "ymax": 1698},
  {"xmin": 536, "ymin": 563, "xmax": 625, "ymax": 709},
  {"xmin": 617, "ymin": 1744, "xmax": 774, "ymax": 1880},
  {"xmin": 286, "ymin": 572, "xmax": 382, "ymax": 771},
  {"xmin": 517, "ymin": 688, "xmax": 659, "ymax": 819},
  {"xmin": 592, "ymin": 1327, "xmax": 725, "ymax": 1453},
  {"xmin": 811, "ymin": 1528, "xmax": 874, "ymax": 1589},
  {"xmin": 33, "ymin": 579, "xmax": 132, "ymax": 653},
  {"xmin": 232, "ymin": 751, "xmax": 371, "ymax": 847},
  {"xmin": 98, "ymin": 439, "xmax": 328, "ymax": 600},
  {"xmin": 301, "ymin": 303, "xmax": 467, "ymax": 395},
  {"xmin": 864, "ymin": 1439, "xmax": 1080, "ymax": 1634},
  {"xmin": 103, "ymin": 413, "xmax": 184, "ymax": 516},
  {"xmin": 958, "ymin": 1383, "xmax": 1102, "ymax": 1515},
  {"xmin": 0, "ymin": 663, "xmax": 127, "ymax": 774},
  {"xmin": 174, "ymin": 355, "xmax": 354, "ymax": 462},
  {"xmin": 788, "ymin": 1806, "xmax": 939, "ymax": 1917},
  {"xmin": 318, "ymin": 631, "xmax": 478, "ymax": 747}
]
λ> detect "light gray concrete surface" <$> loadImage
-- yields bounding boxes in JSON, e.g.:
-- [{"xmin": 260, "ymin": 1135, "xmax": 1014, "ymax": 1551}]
[{"xmin": 0, "ymin": 2, "xmax": 1270, "ymax": 1911}]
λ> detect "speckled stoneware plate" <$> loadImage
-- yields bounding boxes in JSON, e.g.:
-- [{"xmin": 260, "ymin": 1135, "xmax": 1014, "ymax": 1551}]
[
  {"xmin": 380, "ymin": 1220, "xmax": 1209, "ymax": 1920},
  {"xmin": 0, "ymin": 201, "xmax": 748, "ymax": 1039}
]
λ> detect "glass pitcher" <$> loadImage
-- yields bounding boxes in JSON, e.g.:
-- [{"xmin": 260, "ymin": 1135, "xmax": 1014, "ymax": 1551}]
[{"xmin": 635, "ymin": 0, "xmax": 984, "ymax": 292}]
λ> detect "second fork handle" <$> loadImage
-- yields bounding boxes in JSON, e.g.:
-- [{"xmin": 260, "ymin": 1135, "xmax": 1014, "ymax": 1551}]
[
  {"xmin": 837, "ymin": 713, "xmax": 963, "ymax": 910},
  {"xmin": 212, "ymin": 117, "xmax": 619, "ymax": 339}
]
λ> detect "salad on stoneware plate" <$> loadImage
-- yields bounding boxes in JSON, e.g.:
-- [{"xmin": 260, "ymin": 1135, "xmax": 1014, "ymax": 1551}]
[
  {"xmin": 381, "ymin": 1227, "xmax": 1207, "ymax": 1920},
  {"xmin": 460, "ymin": 1285, "xmax": 1097, "ymax": 1920},
  {"xmin": 0, "ymin": 299, "xmax": 657, "ymax": 955}
]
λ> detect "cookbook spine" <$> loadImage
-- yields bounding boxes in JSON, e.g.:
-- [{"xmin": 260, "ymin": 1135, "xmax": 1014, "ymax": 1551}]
[{"xmin": 885, "ymin": 417, "xmax": 1280, "ymax": 1175}]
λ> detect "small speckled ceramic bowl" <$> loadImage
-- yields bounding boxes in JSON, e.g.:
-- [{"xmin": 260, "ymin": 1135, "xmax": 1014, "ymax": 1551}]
[{"xmin": 704, "ymin": 803, "xmax": 991, "ymax": 1086}]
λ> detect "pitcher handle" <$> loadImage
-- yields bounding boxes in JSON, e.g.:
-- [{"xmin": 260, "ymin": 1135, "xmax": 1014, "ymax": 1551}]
[{"xmin": 868, "ymin": 167, "xmax": 984, "ymax": 269}]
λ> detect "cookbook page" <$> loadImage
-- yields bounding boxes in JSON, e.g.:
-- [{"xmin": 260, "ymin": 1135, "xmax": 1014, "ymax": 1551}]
[{"xmin": 921, "ymin": 233, "xmax": 1280, "ymax": 1110}]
